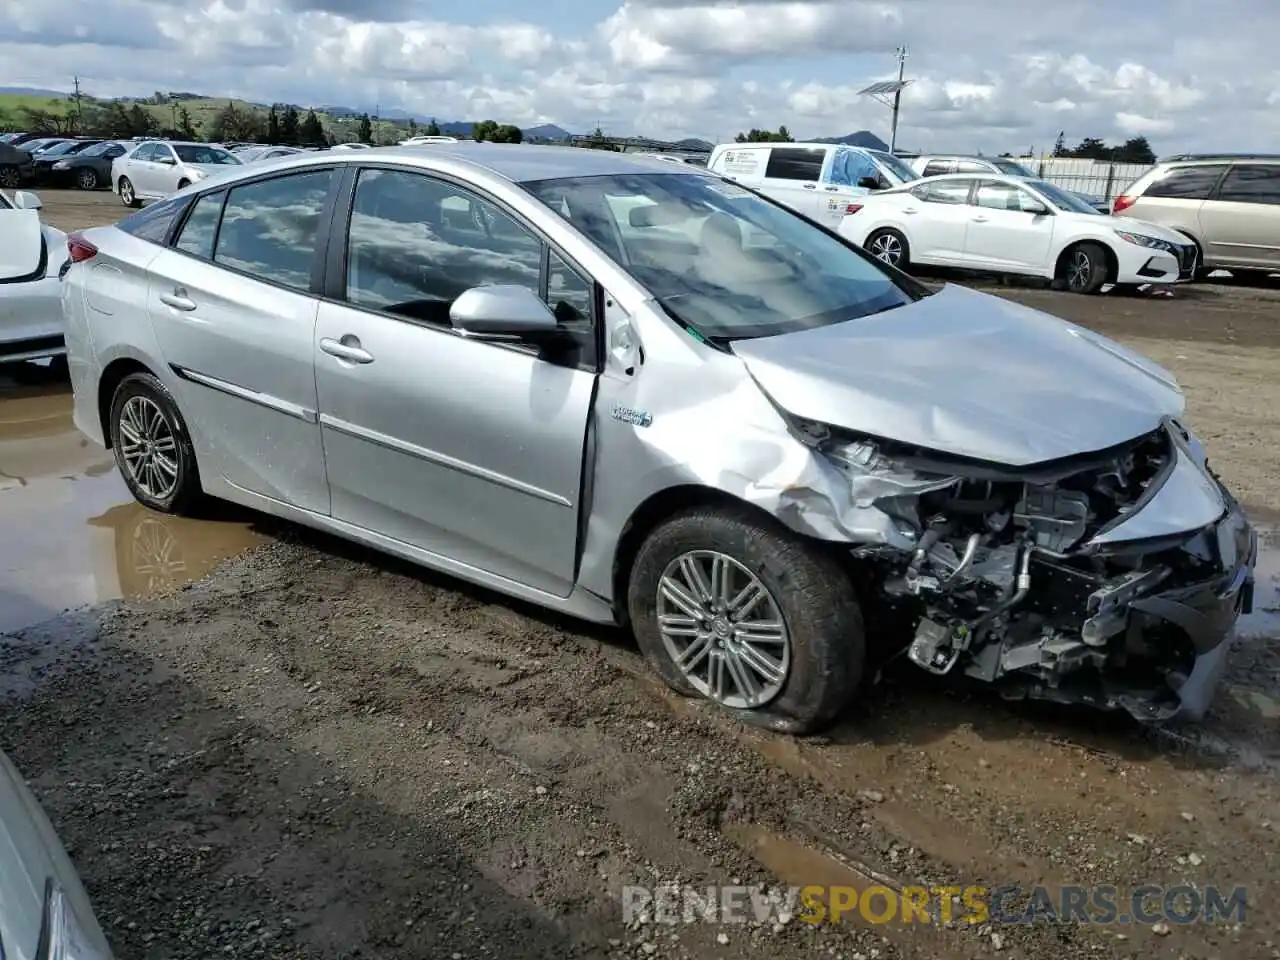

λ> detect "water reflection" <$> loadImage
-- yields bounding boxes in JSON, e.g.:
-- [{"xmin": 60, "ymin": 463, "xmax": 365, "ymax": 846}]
[{"xmin": 0, "ymin": 385, "xmax": 263, "ymax": 633}]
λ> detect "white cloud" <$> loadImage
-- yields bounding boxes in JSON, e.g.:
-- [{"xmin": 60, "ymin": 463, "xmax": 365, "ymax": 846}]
[{"xmin": 1, "ymin": 0, "xmax": 1278, "ymax": 152}]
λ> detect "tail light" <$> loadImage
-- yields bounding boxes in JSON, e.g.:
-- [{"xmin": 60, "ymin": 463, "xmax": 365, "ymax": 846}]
[
  {"xmin": 67, "ymin": 233, "xmax": 98, "ymax": 263},
  {"xmin": 844, "ymin": 203, "xmax": 863, "ymax": 215},
  {"xmin": 1112, "ymin": 194, "xmax": 1136, "ymax": 215}
]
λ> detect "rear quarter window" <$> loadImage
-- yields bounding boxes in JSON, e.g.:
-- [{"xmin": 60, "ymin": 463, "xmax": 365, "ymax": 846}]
[
  {"xmin": 1143, "ymin": 165, "xmax": 1227, "ymax": 200},
  {"xmin": 117, "ymin": 194, "xmax": 193, "ymax": 244}
]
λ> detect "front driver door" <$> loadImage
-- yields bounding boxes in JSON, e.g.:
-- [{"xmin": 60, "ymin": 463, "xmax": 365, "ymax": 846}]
[
  {"xmin": 313, "ymin": 166, "xmax": 596, "ymax": 596},
  {"xmin": 962, "ymin": 179, "xmax": 1055, "ymax": 272},
  {"xmin": 0, "ymin": 203, "xmax": 53, "ymax": 346}
]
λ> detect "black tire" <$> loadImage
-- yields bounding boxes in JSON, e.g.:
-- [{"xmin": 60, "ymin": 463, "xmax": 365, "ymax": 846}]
[
  {"xmin": 46, "ymin": 355, "xmax": 69, "ymax": 378},
  {"xmin": 0, "ymin": 165, "xmax": 19, "ymax": 189},
  {"xmin": 76, "ymin": 167, "xmax": 99, "ymax": 190},
  {"xmin": 864, "ymin": 228, "xmax": 910, "ymax": 270},
  {"xmin": 118, "ymin": 176, "xmax": 140, "ymax": 208},
  {"xmin": 1059, "ymin": 242, "xmax": 1109, "ymax": 294},
  {"xmin": 627, "ymin": 506, "xmax": 865, "ymax": 734},
  {"xmin": 109, "ymin": 372, "xmax": 203, "ymax": 515}
]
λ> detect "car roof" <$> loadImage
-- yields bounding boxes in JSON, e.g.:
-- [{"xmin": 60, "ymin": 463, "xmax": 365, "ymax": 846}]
[{"xmin": 200, "ymin": 142, "xmax": 699, "ymax": 184}]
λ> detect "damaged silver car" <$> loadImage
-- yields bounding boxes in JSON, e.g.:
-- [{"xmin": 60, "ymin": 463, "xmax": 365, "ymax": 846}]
[{"xmin": 63, "ymin": 144, "xmax": 1256, "ymax": 734}]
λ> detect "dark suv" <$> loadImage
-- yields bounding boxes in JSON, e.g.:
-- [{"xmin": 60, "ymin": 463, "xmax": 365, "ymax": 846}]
[{"xmin": 0, "ymin": 142, "xmax": 35, "ymax": 189}]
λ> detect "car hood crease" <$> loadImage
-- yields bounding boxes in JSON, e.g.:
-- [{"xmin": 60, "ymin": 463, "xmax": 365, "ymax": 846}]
[{"xmin": 730, "ymin": 283, "xmax": 1184, "ymax": 466}]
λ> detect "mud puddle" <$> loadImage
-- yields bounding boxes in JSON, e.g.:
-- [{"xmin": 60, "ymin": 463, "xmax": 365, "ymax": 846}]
[{"xmin": 0, "ymin": 382, "xmax": 264, "ymax": 634}]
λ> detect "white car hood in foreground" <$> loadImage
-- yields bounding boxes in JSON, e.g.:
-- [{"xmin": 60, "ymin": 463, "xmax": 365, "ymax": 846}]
[{"xmin": 732, "ymin": 283, "xmax": 1183, "ymax": 466}]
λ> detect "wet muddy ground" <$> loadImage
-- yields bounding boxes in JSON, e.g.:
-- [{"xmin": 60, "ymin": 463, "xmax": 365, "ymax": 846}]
[{"xmin": 1, "ymin": 190, "xmax": 1279, "ymax": 959}]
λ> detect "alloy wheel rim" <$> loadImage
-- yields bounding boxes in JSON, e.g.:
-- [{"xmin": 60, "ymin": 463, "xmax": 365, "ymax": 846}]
[
  {"xmin": 1068, "ymin": 251, "xmax": 1092, "ymax": 290},
  {"xmin": 870, "ymin": 234, "xmax": 901, "ymax": 264},
  {"xmin": 118, "ymin": 396, "xmax": 179, "ymax": 500},
  {"xmin": 121, "ymin": 181, "xmax": 133, "ymax": 203},
  {"xmin": 655, "ymin": 550, "xmax": 791, "ymax": 710},
  {"xmin": 78, "ymin": 169, "xmax": 95, "ymax": 188},
  {"xmin": 0, "ymin": 168, "xmax": 16, "ymax": 188}
]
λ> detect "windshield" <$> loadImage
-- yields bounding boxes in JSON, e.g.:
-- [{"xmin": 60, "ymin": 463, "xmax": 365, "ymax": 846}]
[
  {"xmin": 174, "ymin": 144, "xmax": 240, "ymax": 165},
  {"xmin": 236, "ymin": 147, "xmax": 267, "ymax": 162},
  {"xmin": 80, "ymin": 141, "xmax": 120, "ymax": 158},
  {"xmin": 871, "ymin": 150, "xmax": 920, "ymax": 183},
  {"xmin": 40, "ymin": 141, "xmax": 80, "ymax": 157},
  {"xmin": 1030, "ymin": 180, "xmax": 1102, "ymax": 215},
  {"xmin": 523, "ymin": 172, "xmax": 914, "ymax": 342},
  {"xmin": 992, "ymin": 158, "xmax": 1035, "ymax": 177}
]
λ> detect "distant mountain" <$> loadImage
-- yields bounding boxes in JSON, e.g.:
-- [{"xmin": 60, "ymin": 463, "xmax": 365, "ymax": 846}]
[
  {"xmin": 0, "ymin": 85, "xmax": 67, "ymax": 98},
  {"xmin": 524, "ymin": 123, "xmax": 572, "ymax": 141},
  {"xmin": 675, "ymin": 137, "xmax": 713, "ymax": 150},
  {"xmin": 809, "ymin": 130, "xmax": 889, "ymax": 150}
]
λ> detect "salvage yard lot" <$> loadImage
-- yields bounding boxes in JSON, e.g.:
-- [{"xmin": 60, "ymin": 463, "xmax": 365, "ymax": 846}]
[{"xmin": 3, "ymin": 189, "xmax": 1279, "ymax": 960}]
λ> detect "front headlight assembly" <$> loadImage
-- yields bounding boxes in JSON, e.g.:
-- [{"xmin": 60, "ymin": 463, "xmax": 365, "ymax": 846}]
[
  {"xmin": 37, "ymin": 881, "xmax": 110, "ymax": 960},
  {"xmin": 1115, "ymin": 230, "xmax": 1176, "ymax": 254}
]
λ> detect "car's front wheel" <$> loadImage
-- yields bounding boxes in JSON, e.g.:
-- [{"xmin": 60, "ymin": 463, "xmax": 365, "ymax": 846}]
[
  {"xmin": 865, "ymin": 228, "xmax": 910, "ymax": 270},
  {"xmin": 0, "ymin": 165, "xmax": 19, "ymax": 189},
  {"xmin": 76, "ymin": 168, "xmax": 99, "ymax": 190},
  {"xmin": 118, "ymin": 176, "xmax": 140, "ymax": 208},
  {"xmin": 1058, "ymin": 242, "xmax": 1109, "ymax": 294},
  {"xmin": 627, "ymin": 505, "xmax": 865, "ymax": 734},
  {"xmin": 109, "ymin": 372, "xmax": 203, "ymax": 515}
]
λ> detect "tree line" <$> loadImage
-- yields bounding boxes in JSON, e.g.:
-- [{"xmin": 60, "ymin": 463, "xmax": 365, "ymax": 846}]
[{"xmin": 1048, "ymin": 132, "xmax": 1156, "ymax": 163}]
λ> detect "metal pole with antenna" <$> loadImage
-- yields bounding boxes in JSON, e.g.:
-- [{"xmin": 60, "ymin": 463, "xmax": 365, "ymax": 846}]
[{"xmin": 857, "ymin": 46, "xmax": 913, "ymax": 154}]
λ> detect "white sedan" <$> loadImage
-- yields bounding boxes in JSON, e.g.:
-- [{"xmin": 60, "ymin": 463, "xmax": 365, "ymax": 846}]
[
  {"xmin": 0, "ymin": 189, "xmax": 68, "ymax": 366},
  {"xmin": 110, "ymin": 140, "xmax": 242, "ymax": 207},
  {"xmin": 838, "ymin": 173, "xmax": 1198, "ymax": 294}
]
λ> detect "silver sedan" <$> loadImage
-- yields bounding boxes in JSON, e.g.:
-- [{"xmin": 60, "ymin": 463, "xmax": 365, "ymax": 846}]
[{"xmin": 61, "ymin": 144, "xmax": 1255, "ymax": 732}]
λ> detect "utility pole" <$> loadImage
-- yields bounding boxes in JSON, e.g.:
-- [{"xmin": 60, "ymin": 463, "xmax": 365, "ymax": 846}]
[
  {"xmin": 72, "ymin": 75, "xmax": 82, "ymax": 133},
  {"xmin": 857, "ymin": 47, "xmax": 914, "ymax": 154},
  {"xmin": 373, "ymin": 102, "xmax": 380, "ymax": 145},
  {"xmin": 889, "ymin": 45, "xmax": 907, "ymax": 153}
]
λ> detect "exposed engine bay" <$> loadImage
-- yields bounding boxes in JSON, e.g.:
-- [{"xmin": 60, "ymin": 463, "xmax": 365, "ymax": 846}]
[{"xmin": 797, "ymin": 417, "xmax": 1257, "ymax": 721}]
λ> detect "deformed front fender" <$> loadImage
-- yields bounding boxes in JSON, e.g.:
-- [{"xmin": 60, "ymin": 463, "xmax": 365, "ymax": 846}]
[{"xmin": 575, "ymin": 300, "xmax": 919, "ymax": 606}]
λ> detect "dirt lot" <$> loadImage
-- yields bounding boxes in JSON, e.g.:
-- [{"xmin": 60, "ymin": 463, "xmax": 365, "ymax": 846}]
[{"xmin": 3, "ymin": 190, "xmax": 1279, "ymax": 960}]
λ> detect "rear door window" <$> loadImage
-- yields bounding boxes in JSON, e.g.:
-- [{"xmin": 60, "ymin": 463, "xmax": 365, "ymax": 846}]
[
  {"xmin": 922, "ymin": 160, "xmax": 953, "ymax": 177},
  {"xmin": 116, "ymin": 193, "xmax": 192, "ymax": 243},
  {"xmin": 214, "ymin": 169, "xmax": 334, "ymax": 291},
  {"xmin": 174, "ymin": 191, "xmax": 226, "ymax": 258},
  {"xmin": 1145, "ymin": 165, "xmax": 1227, "ymax": 199},
  {"xmin": 954, "ymin": 159, "xmax": 990, "ymax": 174},
  {"xmin": 763, "ymin": 147, "xmax": 826, "ymax": 182},
  {"xmin": 922, "ymin": 179, "xmax": 972, "ymax": 204},
  {"xmin": 1216, "ymin": 165, "xmax": 1280, "ymax": 205}
]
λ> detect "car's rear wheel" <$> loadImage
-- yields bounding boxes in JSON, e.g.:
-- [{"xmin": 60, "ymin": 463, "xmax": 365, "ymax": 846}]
[
  {"xmin": 109, "ymin": 372, "xmax": 203, "ymax": 515},
  {"xmin": 1059, "ymin": 242, "xmax": 1109, "ymax": 294},
  {"xmin": 177, "ymin": 179, "xmax": 190, "ymax": 190},
  {"xmin": 865, "ymin": 228, "xmax": 910, "ymax": 270},
  {"xmin": 118, "ymin": 176, "xmax": 140, "ymax": 208},
  {"xmin": 627, "ymin": 505, "xmax": 865, "ymax": 734},
  {"xmin": 76, "ymin": 168, "xmax": 99, "ymax": 190},
  {"xmin": 0, "ymin": 165, "xmax": 19, "ymax": 189}
]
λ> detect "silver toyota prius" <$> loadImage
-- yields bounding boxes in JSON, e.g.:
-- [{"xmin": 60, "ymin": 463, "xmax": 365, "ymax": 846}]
[{"xmin": 60, "ymin": 144, "xmax": 1256, "ymax": 734}]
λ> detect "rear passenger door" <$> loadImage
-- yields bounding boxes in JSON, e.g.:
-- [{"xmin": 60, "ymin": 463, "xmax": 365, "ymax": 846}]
[
  {"xmin": 1198, "ymin": 164, "xmax": 1280, "ymax": 270},
  {"xmin": 759, "ymin": 146, "xmax": 828, "ymax": 220},
  {"xmin": 144, "ymin": 167, "xmax": 338, "ymax": 514},
  {"xmin": 905, "ymin": 178, "xmax": 975, "ymax": 263},
  {"xmin": 312, "ymin": 165, "xmax": 597, "ymax": 596}
]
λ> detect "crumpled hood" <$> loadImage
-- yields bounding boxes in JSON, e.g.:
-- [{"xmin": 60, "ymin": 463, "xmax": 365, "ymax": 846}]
[{"xmin": 731, "ymin": 283, "xmax": 1184, "ymax": 466}]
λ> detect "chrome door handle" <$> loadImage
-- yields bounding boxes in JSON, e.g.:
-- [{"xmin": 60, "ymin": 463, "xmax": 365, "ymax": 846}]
[
  {"xmin": 159, "ymin": 289, "xmax": 196, "ymax": 311},
  {"xmin": 971, "ymin": 216, "xmax": 989, "ymax": 223},
  {"xmin": 802, "ymin": 184, "xmax": 817, "ymax": 189},
  {"xmin": 903, "ymin": 207, "xmax": 918, "ymax": 214},
  {"xmin": 320, "ymin": 337, "xmax": 374, "ymax": 364}
]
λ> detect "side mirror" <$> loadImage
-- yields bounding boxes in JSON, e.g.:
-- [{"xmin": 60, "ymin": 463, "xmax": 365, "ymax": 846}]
[
  {"xmin": 156, "ymin": 156, "xmax": 176, "ymax": 165},
  {"xmin": 12, "ymin": 190, "xmax": 42, "ymax": 210},
  {"xmin": 1026, "ymin": 202, "xmax": 1050, "ymax": 216},
  {"xmin": 450, "ymin": 285, "xmax": 559, "ymax": 340},
  {"xmin": 857, "ymin": 175, "xmax": 881, "ymax": 190}
]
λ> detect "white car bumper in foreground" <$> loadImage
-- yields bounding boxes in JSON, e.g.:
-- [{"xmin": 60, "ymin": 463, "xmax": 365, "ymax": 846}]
[{"xmin": 1112, "ymin": 237, "xmax": 1198, "ymax": 285}]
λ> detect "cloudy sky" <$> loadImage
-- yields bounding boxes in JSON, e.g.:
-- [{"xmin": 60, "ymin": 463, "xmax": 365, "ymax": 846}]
[{"xmin": 3, "ymin": 0, "xmax": 1278, "ymax": 152}]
